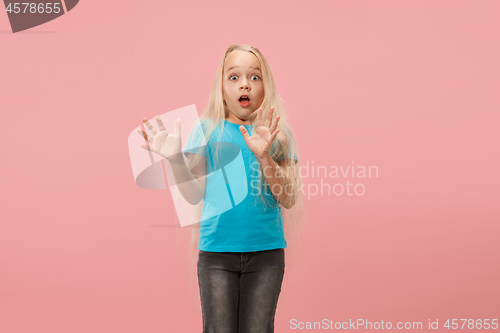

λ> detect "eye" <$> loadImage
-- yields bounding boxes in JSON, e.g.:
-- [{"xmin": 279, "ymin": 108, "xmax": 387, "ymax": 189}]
[
  {"xmin": 251, "ymin": 75, "xmax": 260, "ymax": 81},
  {"xmin": 229, "ymin": 75, "xmax": 238, "ymax": 81}
]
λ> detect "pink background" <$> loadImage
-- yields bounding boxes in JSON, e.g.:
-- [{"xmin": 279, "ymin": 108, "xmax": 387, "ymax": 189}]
[{"xmin": 1, "ymin": 1, "xmax": 499, "ymax": 332}]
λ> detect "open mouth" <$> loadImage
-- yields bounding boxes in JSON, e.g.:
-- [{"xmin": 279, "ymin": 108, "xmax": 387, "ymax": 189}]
[{"xmin": 239, "ymin": 95, "xmax": 251, "ymax": 107}]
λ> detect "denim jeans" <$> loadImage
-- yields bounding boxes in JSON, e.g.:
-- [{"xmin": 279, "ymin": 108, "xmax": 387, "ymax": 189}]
[{"xmin": 197, "ymin": 248, "xmax": 285, "ymax": 333}]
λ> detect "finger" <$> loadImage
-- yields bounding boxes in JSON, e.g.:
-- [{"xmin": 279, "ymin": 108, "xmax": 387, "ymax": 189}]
[
  {"xmin": 239, "ymin": 125, "xmax": 251, "ymax": 141},
  {"xmin": 137, "ymin": 128, "xmax": 154, "ymax": 143},
  {"xmin": 142, "ymin": 117, "xmax": 158, "ymax": 136},
  {"xmin": 265, "ymin": 106, "xmax": 274, "ymax": 128},
  {"xmin": 269, "ymin": 115, "xmax": 280, "ymax": 134},
  {"xmin": 269, "ymin": 129, "xmax": 280, "ymax": 143},
  {"xmin": 155, "ymin": 115, "xmax": 167, "ymax": 132},
  {"xmin": 173, "ymin": 118, "xmax": 181, "ymax": 136},
  {"xmin": 139, "ymin": 144, "xmax": 153, "ymax": 152},
  {"xmin": 257, "ymin": 107, "xmax": 263, "ymax": 127}
]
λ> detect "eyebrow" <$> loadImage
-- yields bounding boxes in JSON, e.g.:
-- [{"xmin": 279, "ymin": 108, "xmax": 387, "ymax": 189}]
[{"xmin": 225, "ymin": 66, "xmax": 262, "ymax": 73}]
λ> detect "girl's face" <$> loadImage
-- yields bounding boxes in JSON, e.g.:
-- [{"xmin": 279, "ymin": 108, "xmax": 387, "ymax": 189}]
[{"xmin": 223, "ymin": 50, "xmax": 264, "ymax": 125}]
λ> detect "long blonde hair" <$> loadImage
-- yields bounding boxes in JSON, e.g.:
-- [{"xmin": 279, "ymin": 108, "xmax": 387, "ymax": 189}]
[{"xmin": 175, "ymin": 44, "xmax": 305, "ymax": 311}]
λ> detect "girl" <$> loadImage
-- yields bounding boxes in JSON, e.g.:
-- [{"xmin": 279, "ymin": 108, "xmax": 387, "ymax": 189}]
[{"xmin": 138, "ymin": 44, "xmax": 304, "ymax": 333}]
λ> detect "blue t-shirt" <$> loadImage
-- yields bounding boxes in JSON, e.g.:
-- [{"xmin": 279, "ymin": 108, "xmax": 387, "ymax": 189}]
[{"xmin": 183, "ymin": 119, "xmax": 287, "ymax": 252}]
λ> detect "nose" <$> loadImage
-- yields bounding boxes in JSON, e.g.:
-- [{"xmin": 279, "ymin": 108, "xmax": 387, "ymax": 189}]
[{"xmin": 240, "ymin": 77, "xmax": 250, "ymax": 91}]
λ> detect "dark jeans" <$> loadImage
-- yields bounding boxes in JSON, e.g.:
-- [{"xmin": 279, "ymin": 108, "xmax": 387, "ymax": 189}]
[{"xmin": 197, "ymin": 248, "xmax": 285, "ymax": 333}]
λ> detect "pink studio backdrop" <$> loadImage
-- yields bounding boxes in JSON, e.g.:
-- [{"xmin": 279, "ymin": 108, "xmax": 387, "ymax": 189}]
[{"xmin": 1, "ymin": 1, "xmax": 499, "ymax": 332}]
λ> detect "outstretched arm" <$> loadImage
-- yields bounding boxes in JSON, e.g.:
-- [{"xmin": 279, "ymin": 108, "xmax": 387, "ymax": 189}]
[{"xmin": 138, "ymin": 117, "xmax": 206, "ymax": 205}]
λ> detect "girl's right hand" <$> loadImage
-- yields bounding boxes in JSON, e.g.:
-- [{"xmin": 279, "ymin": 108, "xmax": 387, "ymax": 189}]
[{"xmin": 137, "ymin": 116, "xmax": 182, "ymax": 162}]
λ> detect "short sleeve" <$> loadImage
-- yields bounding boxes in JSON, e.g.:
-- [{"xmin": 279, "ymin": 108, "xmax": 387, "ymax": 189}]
[{"xmin": 183, "ymin": 123, "xmax": 208, "ymax": 158}]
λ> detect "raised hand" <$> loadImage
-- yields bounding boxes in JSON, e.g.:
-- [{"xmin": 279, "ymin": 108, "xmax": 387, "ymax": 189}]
[
  {"xmin": 137, "ymin": 116, "xmax": 182, "ymax": 162},
  {"xmin": 239, "ymin": 107, "xmax": 280, "ymax": 160}
]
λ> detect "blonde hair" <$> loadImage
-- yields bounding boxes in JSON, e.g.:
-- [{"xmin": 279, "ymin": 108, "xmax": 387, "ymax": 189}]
[{"xmin": 175, "ymin": 44, "xmax": 305, "ymax": 311}]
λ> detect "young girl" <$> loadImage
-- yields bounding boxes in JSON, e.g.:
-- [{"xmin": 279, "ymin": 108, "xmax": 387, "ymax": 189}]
[{"xmin": 138, "ymin": 44, "xmax": 304, "ymax": 333}]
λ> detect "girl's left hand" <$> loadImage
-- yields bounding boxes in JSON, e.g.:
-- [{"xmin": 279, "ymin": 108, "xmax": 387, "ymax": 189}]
[{"xmin": 239, "ymin": 107, "xmax": 280, "ymax": 160}]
